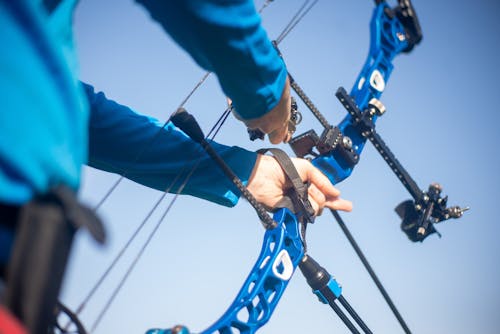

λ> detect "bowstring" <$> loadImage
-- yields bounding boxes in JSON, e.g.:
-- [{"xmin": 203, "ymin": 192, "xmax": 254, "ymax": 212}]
[
  {"xmin": 80, "ymin": 0, "xmax": 319, "ymax": 331},
  {"xmin": 62, "ymin": 72, "xmax": 214, "ymax": 333},
  {"xmin": 71, "ymin": 106, "xmax": 230, "ymax": 330},
  {"xmin": 92, "ymin": 71, "xmax": 212, "ymax": 212},
  {"xmin": 275, "ymin": 0, "xmax": 313, "ymax": 44},
  {"xmin": 88, "ymin": 107, "xmax": 232, "ymax": 333},
  {"xmin": 276, "ymin": 0, "xmax": 319, "ymax": 44}
]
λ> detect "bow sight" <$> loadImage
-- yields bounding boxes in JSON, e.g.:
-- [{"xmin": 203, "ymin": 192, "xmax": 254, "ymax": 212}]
[
  {"xmin": 169, "ymin": 108, "xmax": 375, "ymax": 334},
  {"xmin": 287, "ymin": 0, "xmax": 467, "ymax": 242},
  {"xmin": 150, "ymin": 1, "xmax": 470, "ymax": 334},
  {"xmin": 54, "ymin": 1, "xmax": 470, "ymax": 334}
]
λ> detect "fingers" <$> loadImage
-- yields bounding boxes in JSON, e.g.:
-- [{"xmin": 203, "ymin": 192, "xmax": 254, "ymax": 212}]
[
  {"xmin": 246, "ymin": 94, "xmax": 291, "ymax": 144},
  {"xmin": 326, "ymin": 197, "xmax": 353, "ymax": 212},
  {"xmin": 308, "ymin": 165, "xmax": 353, "ymax": 212},
  {"xmin": 268, "ymin": 123, "xmax": 291, "ymax": 144},
  {"xmin": 293, "ymin": 158, "xmax": 352, "ymax": 215},
  {"xmin": 234, "ymin": 77, "xmax": 292, "ymax": 144},
  {"xmin": 307, "ymin": 190, "xmax": 353, "ymax": 216},
  {"xmin": 299, "ymin": 159, "xmax": 340, "ymax": 198},
  {"xmin": 307, "ymin": 183, "xmax": 353, "ymax": 216},
  {"xmin": 247, "ymin": 154, "xmax": 352, "ymax": 217},
  {"xmin": 307, "ymin": 183, "xmax": 326, "ymax": 216}
]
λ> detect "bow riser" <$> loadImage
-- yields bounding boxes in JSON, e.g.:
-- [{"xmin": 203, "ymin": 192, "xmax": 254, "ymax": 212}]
[
  {"xmin": 312, "ymin": 2, "xmax": 409, "ymax": 185},
  {"xmin": 146, "ymin": 208, "xmax": 304, "ymax": 334},
  {"xmin": 202, "ymin": 208, "xmax": 303, "ymax": 334}
]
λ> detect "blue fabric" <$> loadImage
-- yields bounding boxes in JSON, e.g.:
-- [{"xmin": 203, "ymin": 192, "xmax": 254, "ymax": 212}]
[
  {"xmin": 136, "ymin": 0, "xmax": 288, "ymax": 120},
  {"xmin": 0, "ymin": 0, "xmax": 284, "ymax": 207},
  {"xmin": 85, "ymin": 83, "xmax": 257, "ymax": 207},
  {"xmin": 0, "ymin": 0, "xmax": 88, "ymax": 205}
]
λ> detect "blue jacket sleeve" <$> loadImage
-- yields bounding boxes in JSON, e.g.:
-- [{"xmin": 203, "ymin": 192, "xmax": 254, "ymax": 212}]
[
  {"xmin": 135, "ymin": 0, "xmax": 288, "ymax": 120},
  {"xmin": 84, "ymin": 83, "xmax": 257, "ymax": 207}
]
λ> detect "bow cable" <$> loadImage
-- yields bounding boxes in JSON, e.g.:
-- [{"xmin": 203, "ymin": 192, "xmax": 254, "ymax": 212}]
[
  {"xmin": 75, "ymin": 1, "xmax": 318, "ymax": 331},
  {"xmin": 92, "ymin": 71, "xmax": 212, "ymax": 212},
  {"xmin": 88, "ymin": 107, "xmax": 232, "ymax": 333},
  {"xmin": 68, "ymin": 107, "xmax": 231, "ymax": 333},
  {"xmin": 275, "ymin": 0, "xmax": 319, "ymax": 44},
  {"xmin": 92, "ymin": 0, "xmax": 316, "ymax": 211}
]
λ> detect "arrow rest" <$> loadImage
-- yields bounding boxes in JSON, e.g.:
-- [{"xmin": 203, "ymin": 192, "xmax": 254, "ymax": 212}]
[{"xmin": 54, "ymin": 1, "xmax": 467, "ymax": 333}]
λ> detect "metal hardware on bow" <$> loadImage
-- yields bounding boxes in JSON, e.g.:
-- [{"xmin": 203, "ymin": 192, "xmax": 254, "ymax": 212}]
[
  {"xmin": 299, "ymin": 255, "xmax": 373, "ymax": 334},
  {"xmin": 280, "ymin": 0, "xmax": 466, "ymax": 332},
  {"xmin": 287, "ymin": 0, "xmax": 467, "ymax": 242},
  {"xmin": 162, "ymin": 107, "xmax": 372, "ymax": 334},
  {"xmin": 247, "ymin": 95, "xmax": 302, "ymax": 141},
  {"xmin": 55, "ymin": 1, "xmax": 468, "ymax": 333},
  {"xmin": 144, "ymin": 1, "xmax": 466, "ymax": 333},
  {"xmin": 52, "ymin": 2, "xmax": 319, "ymax": 333},
  {"xmin": 167, "ymin": 107, "xmax": 305, "ymax": 333}
]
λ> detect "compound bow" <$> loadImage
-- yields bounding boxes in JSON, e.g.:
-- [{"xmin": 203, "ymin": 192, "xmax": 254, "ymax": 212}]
[
  {"xmin": 58, "ymin": 1, "xmax": 468, "ymax": 333},
  {"xmin": 146, "ymin": 0, "xmax": 467, "ymax": 333}
]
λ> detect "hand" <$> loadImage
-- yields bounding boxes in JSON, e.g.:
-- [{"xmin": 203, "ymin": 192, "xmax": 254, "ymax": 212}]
[
  {"xmin": 231, "ymin": 77, "xmax": 292, "ymax": 144},
  {"xmin": 247, "ymin": 154, "xmax": 352, "ymax": 216}
]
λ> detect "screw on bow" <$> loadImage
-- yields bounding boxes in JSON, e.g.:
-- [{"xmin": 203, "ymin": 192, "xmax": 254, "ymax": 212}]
[{"xmin": 396, "ymin": 183, "xmax": 469, "ymax": 242}]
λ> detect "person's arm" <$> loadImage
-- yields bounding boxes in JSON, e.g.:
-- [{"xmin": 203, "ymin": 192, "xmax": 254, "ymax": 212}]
[
  {"xmin": 84, "ymin": 83, "xmax": 257, "ymax": 207},
  {"xmin": 84, "ymin": 83, "xmax": 352, "ymax": 214},
  {"xmin": 135, "ymin": 0, "xmax": 291, "ymax": 143},
  {"xmin": 248, "ymin": 155, "xmax": 352, "ymax": 214}
]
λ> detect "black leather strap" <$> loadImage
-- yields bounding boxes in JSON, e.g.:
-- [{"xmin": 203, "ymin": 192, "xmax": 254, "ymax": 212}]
[{"xmin": 257, "ymin": 148, "xmax": 315, "ymax": 222}]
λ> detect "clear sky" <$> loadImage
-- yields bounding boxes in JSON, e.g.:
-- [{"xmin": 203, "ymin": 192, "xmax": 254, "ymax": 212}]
[{"xmin": 62, "ymin": 1, "xmax": 500, "ymax": 333}]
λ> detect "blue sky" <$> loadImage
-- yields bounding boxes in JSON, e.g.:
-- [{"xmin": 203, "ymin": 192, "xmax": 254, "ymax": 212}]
[{"xmin": 62, "ymin": 1, "xmax": 500, "ymax": 333}]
